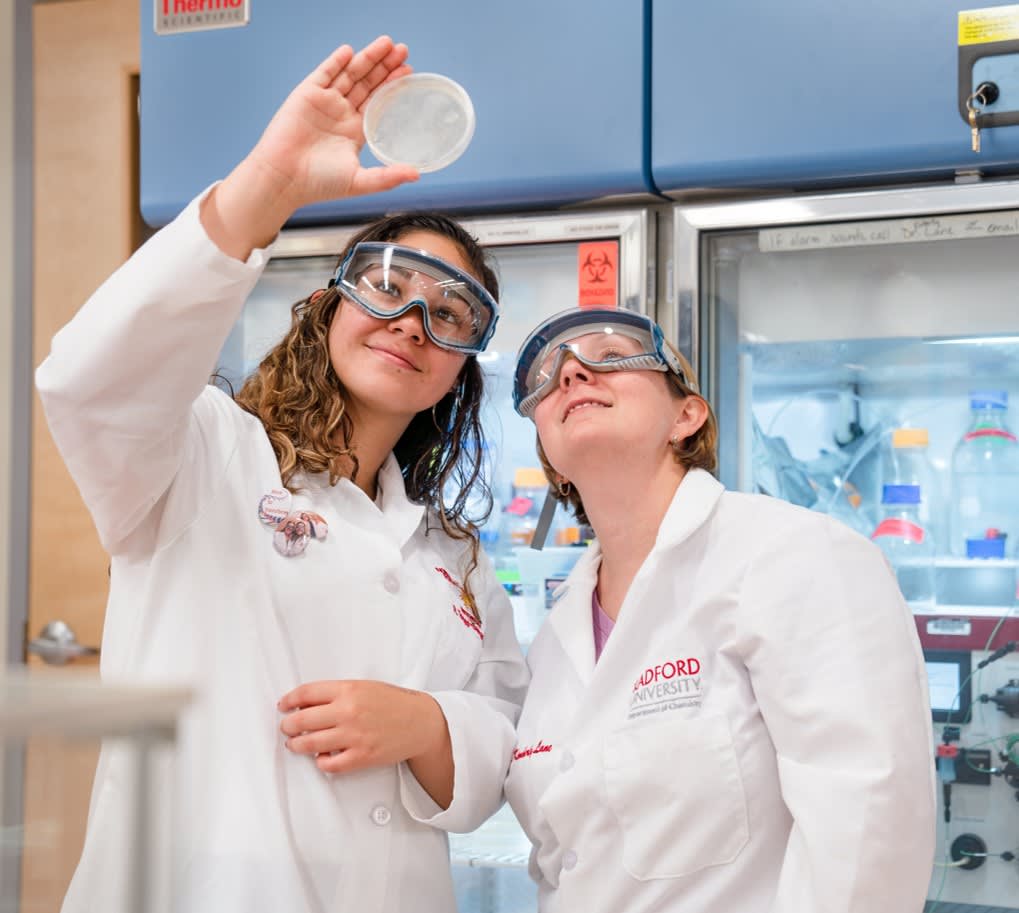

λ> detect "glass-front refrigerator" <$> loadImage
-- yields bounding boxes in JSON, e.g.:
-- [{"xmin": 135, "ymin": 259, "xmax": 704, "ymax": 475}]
[
  {"xmin": 671, "ymin": 181, "xmax": 1019, "ymax": 913},
  {"xmin": 219, "ymin": 205, "xmax": 658, "ymax": 913}
]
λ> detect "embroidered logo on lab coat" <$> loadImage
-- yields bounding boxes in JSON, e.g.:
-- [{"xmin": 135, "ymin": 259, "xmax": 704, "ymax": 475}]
[
  {"xmin": 627, "ymin": 657, "xmax": 703, "ymax": 720},
  {"xmin": 434, "ymin": 566, "xmax": 484, "ymax": 640}
]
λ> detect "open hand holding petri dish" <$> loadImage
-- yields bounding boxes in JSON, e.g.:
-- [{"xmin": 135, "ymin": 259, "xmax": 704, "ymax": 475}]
[{"xmin": 363, "ymin": 73, "xmax": 476, "ymax": 173}]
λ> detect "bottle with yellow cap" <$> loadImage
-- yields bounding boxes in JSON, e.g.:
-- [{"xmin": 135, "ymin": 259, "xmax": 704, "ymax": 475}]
[{"xmin": 882, "ymin": 427, "xmax": 944, "ymax": 554}]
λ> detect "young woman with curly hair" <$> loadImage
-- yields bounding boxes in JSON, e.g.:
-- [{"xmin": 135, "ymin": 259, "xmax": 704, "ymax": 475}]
[{"xmin": 36, "ymin": 37, "xmax": 527, "ymax": 913}]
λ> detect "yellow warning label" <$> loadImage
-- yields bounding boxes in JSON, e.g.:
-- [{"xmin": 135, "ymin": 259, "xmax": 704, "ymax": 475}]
[{"xmin": 959, "ymin": 4, "xmax": 1019, "ymax": 45}]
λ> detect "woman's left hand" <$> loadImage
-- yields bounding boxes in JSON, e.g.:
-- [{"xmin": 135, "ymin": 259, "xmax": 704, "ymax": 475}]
[{"xmin": 278, "ymin": 679, "xmax": 448, "ymax": 775}]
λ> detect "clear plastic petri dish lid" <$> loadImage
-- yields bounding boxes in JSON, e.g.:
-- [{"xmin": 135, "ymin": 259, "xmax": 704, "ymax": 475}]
[{"xmin": 363, "ymin": 73, "xmax": 476, "ymax": 173}]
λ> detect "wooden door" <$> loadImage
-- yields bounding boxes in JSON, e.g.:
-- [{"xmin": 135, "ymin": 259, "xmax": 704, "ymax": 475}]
[{"xmin": 22, "ymin": 1, "xmax": 139, "ymax": 909}]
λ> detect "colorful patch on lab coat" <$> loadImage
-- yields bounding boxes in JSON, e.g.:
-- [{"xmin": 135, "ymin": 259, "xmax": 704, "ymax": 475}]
[
  {"xmin": 434, "ymin": 566, "xmax": 484, "ymax": 640},
  {"xmin": 258, "ymin": 488, "xmax": 292, "ymax": 525},
  {"xmin": 627, "ymin": 656, "xmax": 703, "ymax": 720},
  {"xmin": 271, "ymin": 511, "xmax": 329, "ymax": 558}
]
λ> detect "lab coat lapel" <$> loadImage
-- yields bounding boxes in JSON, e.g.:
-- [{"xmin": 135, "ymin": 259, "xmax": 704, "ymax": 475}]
[
  {"xmin": 376, "ymin": 453, "xmax": 426, "ymax": 548},
  {"xmin": 547, "ymin": 542, "xmax": 602, "ymax": 686},
  {"xmin": 655, "ymin": 468, "xmax": 725, "ymax": 551}
]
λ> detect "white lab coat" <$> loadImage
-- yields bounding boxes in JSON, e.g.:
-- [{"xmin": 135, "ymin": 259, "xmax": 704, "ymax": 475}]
[
  {"xmin": 35, "ymin": 190, "xmax": 529, "ymax": 913},
  {"xmin": 504, "ymin": 468, "xmax": 935, "ymax": 913}
]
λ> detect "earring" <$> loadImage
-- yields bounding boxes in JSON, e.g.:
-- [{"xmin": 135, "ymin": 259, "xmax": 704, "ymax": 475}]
[
  {"xmin": 556, "ymin": 478, "xmax": 572, "ymax": 498},
  {"xmin": 668, "ymin": 435, "xmax": 682, "ymax": 454}
]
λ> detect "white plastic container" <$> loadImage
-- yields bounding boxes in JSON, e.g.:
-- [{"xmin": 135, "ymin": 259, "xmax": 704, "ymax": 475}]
[{"xmin": 363, "ymin": 72, "xmax": 476, "ymax": 173}]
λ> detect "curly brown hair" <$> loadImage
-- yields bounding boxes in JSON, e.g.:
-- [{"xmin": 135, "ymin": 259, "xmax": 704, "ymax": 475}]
[
  {"xmin": 534, "ymin": 343, "xmax": 718, "ymax": 526},
  {"xmin": 234, "ymin": 213, "xmax": 500, "ymax": 615}
]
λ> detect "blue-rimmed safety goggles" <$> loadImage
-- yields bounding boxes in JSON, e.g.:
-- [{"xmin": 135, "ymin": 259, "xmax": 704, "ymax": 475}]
[
  {"xmin": 513, "ymin": 308, "xmax": 690, "ymax": 418},
  {"xmin": 330, "ymin": 242, "xmax": 499, "ymax": 355}
]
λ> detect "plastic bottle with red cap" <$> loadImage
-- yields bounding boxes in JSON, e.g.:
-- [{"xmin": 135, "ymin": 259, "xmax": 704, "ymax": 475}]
[{"xmin": 949, "ymin": 390, "xmax": 1019, "ymax": 559}]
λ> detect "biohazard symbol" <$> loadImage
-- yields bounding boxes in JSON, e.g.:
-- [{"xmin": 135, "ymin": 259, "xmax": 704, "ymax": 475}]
[{"xmin": 581, "ymin": 249, "xmax": 614, "ymax": 285}]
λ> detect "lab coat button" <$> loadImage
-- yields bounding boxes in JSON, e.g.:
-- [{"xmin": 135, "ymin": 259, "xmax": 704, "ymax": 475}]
[
  {"xmin": 562, "ymin": 850, "xmax": 578, "ymax": 871},
  {"xmin": 370, "ymin": 804, "xmax": 391, "ymax": 826},
  {"xmin": 383, "ymin": 572, "xmax": 400, "ymax": 595},
  {"xmin": 559, "ymin": 751, "xmax": 575, "ymax": 772}
]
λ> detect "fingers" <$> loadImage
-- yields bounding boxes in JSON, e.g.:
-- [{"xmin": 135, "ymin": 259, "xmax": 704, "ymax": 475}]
[
  {"xmin": 309, "ymin": 44, "xmax": 356, "ymax": 89},
  {"xmin": 348, "ymin": 164, "xmax": 420, "ymax": 199},
  {"xmin": 278, "ymin": 680, "xmax": 342, "ymax": 711},
  {"xmin": 285, "ymin": 727, "xmax": 345, "ymax": 756},
  {"xmin": 348, "ymin": 54, "xmax": 413, "ymax": 112},
  {"xmin": 330, "ymin": 37, "xmax": 410, "ymax": 104},
  {"xmin": 357, "ymin": 62, "xmax": 414, "ymax": 112},
  {"xmin": 316, "ymin": 749, "xmax": 368, "ymax": 775},
  {"xmin": 279, "ymin": 703, "xmax": 335, "ymax": 738}
]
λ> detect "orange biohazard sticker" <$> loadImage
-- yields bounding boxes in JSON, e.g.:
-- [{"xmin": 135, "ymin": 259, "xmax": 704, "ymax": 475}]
[{"xmin": 577, "ymin": 241, "xmax": 619, "ymax": 309}]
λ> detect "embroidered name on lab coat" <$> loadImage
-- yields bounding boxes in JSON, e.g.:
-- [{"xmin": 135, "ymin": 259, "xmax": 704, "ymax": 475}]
[
  {"xmin": 512, "ymin": 740, "xmax": 553, "ymax": 762},
  {"xmin": 628, "ymin": 657, "xmax": 703, "ymax": 720}
]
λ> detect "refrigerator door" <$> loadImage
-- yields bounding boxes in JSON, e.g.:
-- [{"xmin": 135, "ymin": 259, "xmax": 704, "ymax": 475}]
[
  {"xmin": 671, "ymin": 180, "xmax": 1019, "ymax": 912},
  {"xmin": 216, "ymin": 208, "xmax": 656, "ymax": 912}
]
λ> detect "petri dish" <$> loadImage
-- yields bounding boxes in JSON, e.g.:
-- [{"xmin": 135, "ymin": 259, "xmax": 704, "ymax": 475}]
[{"xmin": 363, "ymin": 73, "xmax": 476, "ymax": 173}]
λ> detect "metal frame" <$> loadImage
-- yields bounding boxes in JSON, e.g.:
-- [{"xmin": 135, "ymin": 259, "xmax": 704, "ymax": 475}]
[
  {"xmin": 4, "ymin": 1, "xmax": 33, "ymax": 908},
  {"xmin": 671, "ymin": 176, "xmax": 1019, "ymax": 398}
]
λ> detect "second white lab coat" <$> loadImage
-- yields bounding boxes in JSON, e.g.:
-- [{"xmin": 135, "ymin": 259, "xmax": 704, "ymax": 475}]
[{"xmin": 504, "ymin": 468, "xmax": 935, "ymax": 913}]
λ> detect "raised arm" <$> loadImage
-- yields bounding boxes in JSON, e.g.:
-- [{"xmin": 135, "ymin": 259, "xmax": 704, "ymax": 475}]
[
  {"xmin": 203, "ymin": 37, "xmax": 419, "ymax": 261},
  {"xmin": 35, "ymin": 38, "xmax": 420, "ymax": 553}
]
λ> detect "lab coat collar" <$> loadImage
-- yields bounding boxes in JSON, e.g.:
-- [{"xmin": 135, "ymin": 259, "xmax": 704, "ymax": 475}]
[
  {"xmin": 376, "ymin": 452, "xmax": 427, "ymax": 547},
  {"xmin": 545, "ymin": 469, "xmax": 724, "ymax": 685},
  {"xmin": 296, "ymin": 452, "xmax": 425, "ymax": 549},
  {"xmin": 655, "ymin": 468, "xmax": 725, "ymax": 550},
  {"xmin": 546, "ymin": 543, "xmax": 602, "ymax": 685}
]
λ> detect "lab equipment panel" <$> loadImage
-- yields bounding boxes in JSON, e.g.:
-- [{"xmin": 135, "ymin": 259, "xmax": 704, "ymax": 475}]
[
  {"xmin": 651, "ymin": 0, "xmax": 1019, "ymax": 194},
  {"xmin": 139, "ymin": 0, "xmax": 650, "ymax": 227}
]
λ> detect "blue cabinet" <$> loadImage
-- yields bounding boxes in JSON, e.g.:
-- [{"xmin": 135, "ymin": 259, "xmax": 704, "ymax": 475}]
[
  {"xmin": 139, "ymin": 0, "xmax": 650, "ymax": 226},
  {"xmin": 651, "ymin": 0, "xmax": 1019, "ymax": 193}
]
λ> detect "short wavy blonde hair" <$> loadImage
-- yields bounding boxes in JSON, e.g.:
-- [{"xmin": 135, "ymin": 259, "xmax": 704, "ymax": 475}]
[{"xmin": 534, "ymin": 342, "xmax": 717, "ymax": 526}]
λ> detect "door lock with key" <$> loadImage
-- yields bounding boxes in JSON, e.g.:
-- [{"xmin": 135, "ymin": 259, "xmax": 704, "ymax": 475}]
[{"xmin": 966, "ymin": 81, "xmax": 1000, "ymax": 154}]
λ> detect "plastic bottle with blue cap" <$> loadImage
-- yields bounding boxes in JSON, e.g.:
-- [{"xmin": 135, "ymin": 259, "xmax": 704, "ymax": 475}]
[
  {"xmin": 871, "ymin": 484, "xmax": 936, "ymax": 610},
  {"xmin": 949, "ymin": 390, "xmax": 1019, "ymax": 559}
]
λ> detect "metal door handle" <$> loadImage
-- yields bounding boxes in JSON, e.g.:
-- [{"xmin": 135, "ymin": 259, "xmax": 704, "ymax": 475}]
[{"xmin": 28, "ymin": 620, "xmax": 100, "ymax": 665}]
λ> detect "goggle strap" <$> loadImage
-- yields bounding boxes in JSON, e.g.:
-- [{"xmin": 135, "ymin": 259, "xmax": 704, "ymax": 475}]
[{"xmin": 529, "ymin": 487, "xmax": 558, "ymax": 552}]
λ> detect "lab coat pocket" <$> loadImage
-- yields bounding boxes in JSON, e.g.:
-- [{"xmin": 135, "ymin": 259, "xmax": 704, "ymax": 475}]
[{"xmin": 603, "ymin": 713, "xmax": 749, "ymax": 880}]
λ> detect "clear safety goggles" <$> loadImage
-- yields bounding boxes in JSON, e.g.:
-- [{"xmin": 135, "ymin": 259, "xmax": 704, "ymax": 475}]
[
  {"xmin": 330, "ymin": 242, "xmax": 499, "ymax": 355},
  {"xmin": 513, "ymin": 308, "xmax": 691, "ymax": 418}
]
